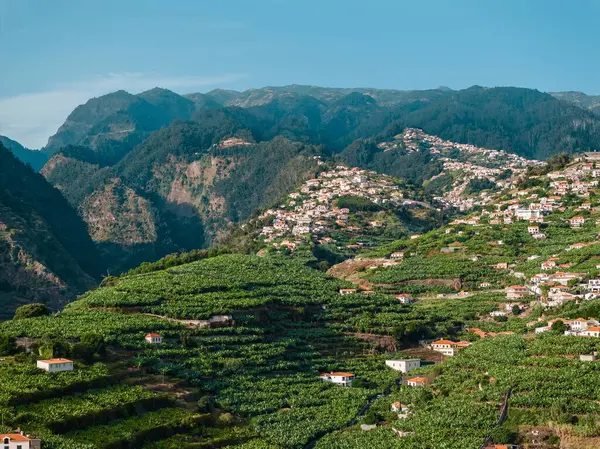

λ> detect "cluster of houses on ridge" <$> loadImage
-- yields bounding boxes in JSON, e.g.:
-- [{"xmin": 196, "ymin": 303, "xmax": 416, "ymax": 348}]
[
  {"xmin": 378, "ymin": 128, "xmax": 545, "ymax": 212},
  {"xmin": 531, "ymin": 317, "xmax": 600, "ymax": 337},
  {"xmin": 502, "ymin": 270, "xmax": 600, "ymax": 311},
  {"xmin": 257, "ymin": 165, "xmax": 415, "ymax": 251}
]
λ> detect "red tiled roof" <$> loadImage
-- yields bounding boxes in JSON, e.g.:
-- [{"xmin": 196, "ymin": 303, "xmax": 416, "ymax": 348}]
[
  {"xmin": 0, "ymin": 434, "xmax": 30, "ymax": 441},
  {"xmin": 407, "ymin": 376, "xmax": 428, "ymax": 383}
]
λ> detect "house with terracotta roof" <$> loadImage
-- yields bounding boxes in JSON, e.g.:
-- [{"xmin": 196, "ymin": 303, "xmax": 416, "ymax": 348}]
[
  {"xmin": 431, "ymin": 339, "xmax": 471, "ymax": 357},
  {"xmin": 36, "ymin": 358, "xmax": 73, "ymax": 373},
  {"xmin": 391, "ymin": 402, "xmax": 409, "ymax": 413},
  {"xmin": 0, "ymin": 433, "xmax": 39, "ymax": 449},
  {"xmin": 406, "ymin": 376, "xmax": 429, "ymax": 387},
  {"xmin": 339, "ymin": 288, "xmax": 357, "ymax": 295},
  {"xmin": 319, "ymin": 372, "xmax": 355, "ymax": 387},
  {"xmin": 551, "ymin": 272, "xmax": 585, "ymax": 286},
  {"xmin": 390, "ymin": 251, "xmax": 405, "ymax": 260},
  {"xmin": 541, "ymin": 258, "xmax": 558, "ymax": 270},
  {"xmin": 506, "ymin": 285, "xmax": 529, "ymax": 300},
  {"xmin": 571, "ymin": 318, "xmax": 597, "ymax": 332},
  {"xmin": 145, "ymin": 333, "xmax": 163, "ymax": 344},
  {"xmin": 569, "ymin": 216, "xmax": 586, "ymax": 227},
  {"xmin": 580, "ymin": 326, "xmax": 600, "ymax": 338},
  {"xmin": 391, "ymin": 402, "xmax": 410, "ymax": 418}
]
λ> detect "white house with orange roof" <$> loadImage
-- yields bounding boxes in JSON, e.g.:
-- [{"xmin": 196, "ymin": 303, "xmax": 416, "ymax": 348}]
[
  {"xmin": 506, "ymin": 285, "xmax": 529, "ymax": 300},
  {"xmin": 390, "ymin": 251, "xmax": 405, "ymax": 260},
  {"xmin": 541, "ymin": 258, "xmax": 558, "ymax": 270},
  {"xmin": 570, "ymin": 318, "xmax": 598, "ymax": 332},
  {"xmin": 145, "ymin": 333, "xmax": 163, "ymax": 344},
  {"xmin": 339, "ymin": 288, "xmax": 357, "ymax": 295},
  {"xmin": 569, "ymin": 216, "xmax": 586, "ymax": 227},
  {"xmin": 406, "ymin": 376, "xmax": 429, "ymax": 387},
  {"xmin": 579, "ymin": 326, "xmax": 600, "ymax": 338},
  {"xmin": 319, "ymin": 372, "xmax": 355, "ymax": 387},
  {"xmin": 36, "ymin": 358, "xmax": 74, "ymax": 373},
  {"xmin": 0, "ymin": 433, "xmax": 39, "ymax": 449},
  {"xmin": 431, "ymin": 339, "xmax": 471, "ymax": 357}
]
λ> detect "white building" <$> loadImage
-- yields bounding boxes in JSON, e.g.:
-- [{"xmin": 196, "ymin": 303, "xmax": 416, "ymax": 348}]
[
  {"xmin": 319, "ymin": 372, "xmax": 355, "ymax": 387},
  {"xmin": 0, "ymin": 433, "xmax": 38, "ymax": 449},
  {"xmin": 588, "ymin": 279, "xmax": 600, "ymax": 293},
  {"xmin": 506, "ymin": 285, "xmax": 529, "ymax": 299},
  {"xmin": 431, "ymin": 340, "xmax": 471, "ymax": 357},
  {"xmin": 569, "ymin": 216, "xmax": 586, "ymax": 227},
  {"xmin": 395, "ymin": 294, "xmax": 414, "ymax": 304},
  {"xmin": 36, "ymin": 358, "xmax": 74, "ymax": 373},
  {"xmin": 580, "ymin": 327, "xmax": 600, "ymax": 337},
  {"xmin": 385, "ymin": 359, "xmax": 420, "ymax": 373},
  {"xmin": 145, "ymin": 333, "xmax": 163, "ymax": 344}
]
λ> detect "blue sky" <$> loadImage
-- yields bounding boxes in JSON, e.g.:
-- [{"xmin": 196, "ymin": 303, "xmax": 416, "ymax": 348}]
[{"xmin": 2, "ymin": 0, "xmax": 600, "ymax": 148}]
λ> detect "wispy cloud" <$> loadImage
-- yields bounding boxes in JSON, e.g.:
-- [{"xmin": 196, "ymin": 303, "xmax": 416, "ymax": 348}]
[{"xmin": 0, "ymin": 72, "xmax": 248, "ymax": 149}]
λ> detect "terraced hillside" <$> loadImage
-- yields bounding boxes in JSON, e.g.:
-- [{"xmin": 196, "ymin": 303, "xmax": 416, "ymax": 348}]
[{"xmin": 0, "ymin": 254, "xmax": 514, "ymax": 449}]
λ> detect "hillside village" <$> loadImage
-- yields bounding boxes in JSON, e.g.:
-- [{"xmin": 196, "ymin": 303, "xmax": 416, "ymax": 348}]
[
  {"xmin": 380, "ymin": 128, "xmax": 546, "ymax": 211},
  {"xmin": 255, "ymin": 163, "xmax": 436, "ymax": 255},
  {"xmin": 344, "ymin": 152, "xmax": 600, "ymax": 340}
]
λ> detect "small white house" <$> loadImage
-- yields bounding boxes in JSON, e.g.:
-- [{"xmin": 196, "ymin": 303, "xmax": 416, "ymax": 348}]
[
  {"xmin": 390, "ymin": 252, "xmax": 405, "ymax": 260},
  {"xmin": 569, "ymin": 216, "xmax": 586, "ymax": 227},
  {"xmin": 395, "ymin": 294, "xmax": 414, "ymax": 304},
  {"xmin": 145, "ymin": 333, "xmax": 163, "ymax": 344},
  {"xmin": 385, "ymin": 359, "xmax": 420, "ymax": 374},
  {"xmin": 339, "ymin": 288, "xmax": 357, "ymax": 296},
  {"xmin": 588, "ymin": 279, "xmax": 600, "ymax": 293},
  {"xmin": 406, "ymin": 376, "xmax": 428, "ymax": 387},
  {"xmin": 319, "ymin": 372, "xmax": 355, "ymax": 387},
  {"xmin": 36, "ymin": 358, "xmax": 74, "ymax": 373},
  {"xmin": 391, "ymin": 401, "xmax": 409, "ymax": 413},
  {"xmin": 0, "ymin": 433, "xmax": 37, "ymax": 449}
]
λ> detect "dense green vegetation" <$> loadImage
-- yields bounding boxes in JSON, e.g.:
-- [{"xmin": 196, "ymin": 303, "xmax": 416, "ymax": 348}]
[
  {"xmin": 0, "ymin": 144, "xmax": 102, "ymax": 316},
  {"xmin": 386, "ymin": 86, "xmax": 600, "ymax": 160},
  {"xmin": 0, "ymin": 253, "xmax": 520, "ymax": 448}
]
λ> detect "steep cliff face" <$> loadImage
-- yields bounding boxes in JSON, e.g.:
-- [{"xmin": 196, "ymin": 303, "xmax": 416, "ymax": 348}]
[
  {"xmin": 41, "ymin": 119, "xmax": 320, "ymax": 272},
  {"xmin": 81, "ymin": 179, "xmax": 158, "ymax": 244},
  {"xmin": 0, "ymin": 144, "xmax": 100, "ymax": 318}
]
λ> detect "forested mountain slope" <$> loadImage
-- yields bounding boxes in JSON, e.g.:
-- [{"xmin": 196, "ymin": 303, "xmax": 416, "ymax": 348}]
[
  {"xmin": 42, "ymin": 118, "xmax": 322, "ymax": 272},
  {"xmin": 0, "ymin": 143, "xmax": 101, "ymax": 317},
  {"xmin": 386, "ymin": 86, "xmax": 600, "ymax": 160}
]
